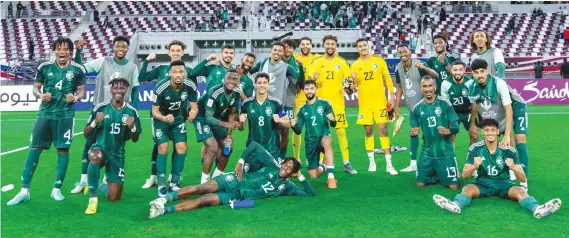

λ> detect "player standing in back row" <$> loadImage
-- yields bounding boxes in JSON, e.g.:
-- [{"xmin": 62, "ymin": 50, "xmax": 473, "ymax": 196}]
[
  {"xmin": 424, "ymin": 34, "xmax": 461, "ymax": 94},
  {"xmin": 469, "ymin": 29, "xmax": 506, "ymax": 79},
  {"xmin": 8, "ymin": 38, "xmax": 86, "ymax": 205},
  {"xmin": 310, "ymin": 35, "xmax": 357, "ymax": 174}
]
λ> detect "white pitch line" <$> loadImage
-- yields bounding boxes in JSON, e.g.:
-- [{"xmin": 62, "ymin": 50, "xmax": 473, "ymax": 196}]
[{"xmin": 0, "ymin": 132, "xmax": 84, "ymax": 156}]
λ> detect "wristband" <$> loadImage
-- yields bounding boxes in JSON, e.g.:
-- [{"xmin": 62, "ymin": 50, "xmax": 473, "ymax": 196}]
[
  {"xmin": 90, "ymin": 121, "xmax": 98, "ymax": 128},
  {"xmin": 130, "ymin": 125, "xmax": 137, "ymax": 133},
  {"xmin": 238, "ymin": 159, "xmax": 244, "ymax": 165},
  {"xmin": 74, "ymin": 96, "xmax": 79, "ymax": 102},
  {"xmin": 298, "ymin": 175, "xmax": 306, "ymax": 182}
]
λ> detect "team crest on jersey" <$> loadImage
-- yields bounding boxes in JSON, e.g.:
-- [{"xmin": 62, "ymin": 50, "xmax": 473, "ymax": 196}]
[
  {"xmin": 461, "ymin": 88, "xmax": 468, "ymax": 97},
  {"xmin": 496, "ymin": 157, "xmax": 504, "ymax": 169},
  {"xmin": 155, "ymin": 129, "xmax": 163, "ymax": 139},
  {"xmin": 317, "ymin": 106, "xmax": 324, "ymax": 115},
  {"xmin": 65, "ymin": 71, "xmax": 74, "ymax": 81},
  {"xmin": 244, "ymin": 163, "xmax": 250, "ymax": 172},
  {"xmin": 372, "ymin": 64, "xmax": 378, "ymax": 70},
  {"xmin": 481, "ymin": 99, "xmax": 492, "ymax": 110},
  {"xmin": 265, "ymin": 107, "xmax": 273, "ymax": 115},
  {"xmin": 278, "ymin": 184, "xmax": 285, "ymax": 191},
  {"xmin": 181, "ymin": 92, "xmax": 188, "ymax": 100},
  {"xmin": 335, "ymin": 64, "xmax": 340, "ymax": 71},
  {"xmin": 122, "ymin": 114, "xmax": 129, "ymax": 124},
  {"xmin": 203, "ymin": 126, "xmax": 211, "ymax": 133},
  {"xmin": 226, "ymin": 174, "xmax": 234, "ymax": 182},
  {"xmin": 434, "ymin": 107, "xmax": 442, "ymax": 116}
]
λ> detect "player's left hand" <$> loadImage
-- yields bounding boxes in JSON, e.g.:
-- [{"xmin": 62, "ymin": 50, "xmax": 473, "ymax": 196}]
[
  {"xmin": 126, "ymin": 117, "xmax": 135, "ymax": 129},
  {"xmin": 65, "ymin": 93, "xmax": 76, "ymax": 103},
  {"xmin": 235, "ymin": 163, "xmax": 243, "ymax": 181},
  {"xmin": 505, "ymin": 158, "xmax": 514, "ymax": 168},
  {"xmin": 188, "ymin": 110, "xmax": 197, "ymax": 122},
  {"xmin": 500, "ymin": 134, "xmax": 511, "ymax": 147},
  {"xmin": 414, "ymin": 60, "xmax": 425, "ymax": 69},
  {"xmin": 437, "ymin": 126, "xmax": 450, "ymax": 135},
  {"xmin": 273, "ymin": 114, "xmax": 282, "ymax": 124},
  {"xmin": 295, "ymin": 59, "xmax": 302, "ymax": 66}
]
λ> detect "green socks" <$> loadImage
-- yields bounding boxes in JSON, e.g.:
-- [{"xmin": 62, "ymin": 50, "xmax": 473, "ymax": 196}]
[
  {"xmin": 54, "ymin": 152, "xmax": 69, "ymax": 188},
  {"xmin": 99, "ymin": 182, "xmax": 108, "ymax": 199},
  {"xmin": 171, "ymin": 153, "xmax": 186, "ymax": 184},
  {"xmin": 156, "ymin": 153, "xmax": 167, "ymax": 186},
  {"xmin": 410, "ymin": 136, "xmax": 419, "ymax": 161},
  {"xmin": 22, "ymin": 149, "xmax": 42, "ymax": 188},
  {"xmin": 520, "ymin": 197, "xmax": 538, "ymax": 213},
  {"xmin": 165, "ymin": 205, "xmax": 176, "ymax": 214},
  {"xmin": 516, "ymin": 143, "xmax": 529, "ymax": 176},
  {"xmin": 453, "ymin": 194, "xmax": 472, "ymax": 209},
  {"xmin": 87, "ymin": 163, "xmax": 101, "ymax": 197},
  {"xmin": 166, "ymin": 192, "xmax": 178, "ymax": 202}
]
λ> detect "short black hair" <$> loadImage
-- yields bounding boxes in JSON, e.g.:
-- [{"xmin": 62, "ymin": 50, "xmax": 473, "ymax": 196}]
[
  {"xmin": 226, "ymin": 68, "xmax": 238, "ymax": 75},
  {"xmin": 432, "ymin": 34, "xmax": 447, "ymax": 44},
  {"xmin": 221, "ymin": 44, "xmax": 235, "ymax": 51},
  {"xmin": 303, "ymin": 79, "xmax": 316, "ymax": 88},
  {"xmin": 283, "ymin": 157, "xmax": 301, "ymax": 174},
  {"xmin": 168, "ymin": 40, "xmax": 186, "ymax": 50},
  {"xmin": 299, "ymin": 37, "xmax": 312, "ymax": 43},
  {"xmin": 109, "ymin": 77, "xmax": 130, "ymax": 87},
  {"xmin": 421, "ymin": 75, "xmax": 435, "ymax": 83},
  {"xmin": 113, "ymin": 35, "xmax": 130, "ymax": 46},
  {"xmin": 355, "ymin": 38, "xmax": 368, "ymax": 45},
  {"xmin": 470, "ymin": 59, "xmax": 489, "ymax": 71},
  {"xmin": 281, "ymin": 39, "xmax": 297, "ymax": 49},
  {"xmin": 481, "ymin": 118, "xmax": 499, "ymax": 129},
  {"xmin": 397, "ymin": 44, "xmax": 409, "ymax": 50},
  {"xmin": 272, "ymin": 41, "xmax": 285, "ymax": 49},
  {"xmin": 52, "ymin": 37, "xmax": 74, "ymax": 52},
  {"xmin": 255, "ymin": 72, "xmax": 270, "ymax": 83},
  {"xmin": 450, "ymin": 61, "xmax": 466, "ymax": 68},
  {"xmin": 169, "ymin": 60, "xmax": 185, "ymax": 68},
  {"xmin": 244, "ymin": 52, "xmax": 256, "ymax": 59},
  {"xmin": 322, "ymin": 35, "xmax": 338, "ymax": 44}
]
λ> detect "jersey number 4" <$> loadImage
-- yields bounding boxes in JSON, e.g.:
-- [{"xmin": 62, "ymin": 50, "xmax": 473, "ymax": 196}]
[{"xmin": 54, "ymin": 80, "xmax": 63, "ymax": 90}]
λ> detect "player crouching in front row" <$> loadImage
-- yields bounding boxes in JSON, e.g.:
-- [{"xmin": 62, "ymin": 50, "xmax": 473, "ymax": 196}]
[
  {"xmin": 433, "ymin": 119, "xmax": 561, "ymax": 218},
  {"xmin": 291, "ymin": 80, "xmax": 338, "ymax": 189}
]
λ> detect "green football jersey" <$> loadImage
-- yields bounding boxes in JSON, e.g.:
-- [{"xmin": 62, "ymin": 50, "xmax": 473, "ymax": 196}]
[
  {"xmin": 440, "ymin": 76, "xmax": 475, "ymax": 114},
  {"xmin": 238, "ymin": 74, "xmax": 255, "ymax": 98},
  {"xmin": 87, "ymin": 101, "xmax": 142, "ymax": 158},
  {"xmin": 467, "ymin": 141, "xmax": 519, "ymax": 181},
  {"xmin": 152, "ymin": 78, "xmax": 198, "ymax": 124},
  {"xmin": 292, "ymin": 98, "xmax": 334, "ymax": 140},
  {"xmin": 190, "ymin": 59, "xmax": 234, "ymax": 90},
  {"xmin": 241, "ymin": 96, "xmax": 284, "ymax": 159},
  {"xmin": 425, "ymin": 52, "xmax": 461, "ymax": 94},
  {"xmin": 139, "ymin": 61, "xmax": 195, "ymax": 83},
  {"xmin": 410, "ymin": 97, "xmax": 459, "ymax": 157},
  {"xmin": 240, "ymin": 141, "xmax": 281, "ymax": 173},
  {"xmin": 239, "ymin": 167, "xmax": 315, "ymax": 200},
  {"xmin": 35, "ymin": 61, "xmax": 86, "ymax": 119},
  {"xmin": 198, "ymin": 84, "xmax": 242, "ymax": 125}
]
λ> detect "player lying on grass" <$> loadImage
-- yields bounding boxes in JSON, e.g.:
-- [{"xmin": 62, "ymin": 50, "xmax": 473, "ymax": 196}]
[
  {"xmin": 433, "ymin": 119, "xmax": 561, "ymax": 218},
  {"xmin": 148, "ymin": 157, "xmax": 315, "ymax": 218},
  {"xmin": 84, "ymin": 77, "xmax": 141, "ymax": 214},
  {"xmin": 291, "ymin": 80, "xmax": 338, "ymax": 189}
]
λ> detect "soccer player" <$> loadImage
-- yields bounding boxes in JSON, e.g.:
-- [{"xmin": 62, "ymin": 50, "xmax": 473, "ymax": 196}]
[
  {"xmin": 190, "ymin": 44, "xmax": 235, "ymax": 90},
  {"xmin": 148, "ymin": 157, "xmax": 314, "ymax": 218},
  {"xmin": 239, "ymin": 72, "xmax": 290, "ymax": 160},
  {"xmin": 234, "ymin": 141, "xmax": 282, "ymax": 179},
  {"xmin": 468, "ymin": 59, "xmax": 530, "ymax": 189},
  {"xmin": 140, "ymin": 40, "xmax": 195, "ymax": 189},
  {"xmin": 84, "ymin": 78, "xmax": 141, "ymax": 214},
  {"xmin": 469, "ymin": 29, "xmax": 506, "ymax": 78},
  {"xmin": 71, "ymin": 35, "xmax": 140, "ymax": 194},
  {"xmin": 394, "ymin": 44, "xmax": 439, "ymax": 172},
  {"xmin": 7, "ymin": 37, "xmax": 86, "ymax": 205},
  {"xmin": 309, "ymin": 35, "xmax": 356, "ymax": 174},
  {"xmin": 249, "ymin": 41, "xmax": 301, "ymax": 159},
  {"xmin": 193, "ymin": 69, "xmax": 242, "ymax": 184},
  {"xmin": 441, "ymin": 61, "xmax": 477, "ymax": 146},
  {"xmin": 350, "ymin": 38, "xmax": 398, "ymax": 175},
  {"xmin": 292, "ymin": 37, "xmax": 320, "ymax": 161},
  {"xmin": 236, "ymin": 53, "xmax": 256, "ymax": 100},
  {"xmin": 424, "ymin": 34, "xmax": 461, "ymax": 93},
  {"xmin": 433, "ymin": 119, "xmax": 561, "ymax": 218},
  {"xmin": 411, "ymin": 76, "xmax": 460, "ymax": 190},
  {"xmin": 151, "ymin": 61, "xmax": 198, "ymax": 197},
  {"xmin": 291, "ymin": 80, "xmax": 339, "ymax": 189}
]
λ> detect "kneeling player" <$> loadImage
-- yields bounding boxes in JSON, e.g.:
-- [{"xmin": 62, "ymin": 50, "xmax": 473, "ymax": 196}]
[
  {"xmin": 411, "ymin": 76, "xmax": 460, "ymax": 190},
  {"xmin": 291, "ymin": 80, "xmax": 338, "ymax": 189},
  {"xmin": 148, "ymin": 157, "xmax": 314, "ymax": 218},
  {"xmin": 433, "ymin": 119, "xmax": 562, "ymax": 218},
  {"xmin": 84, "ymin": 78, "xmax": 141, "ymax": 214}
]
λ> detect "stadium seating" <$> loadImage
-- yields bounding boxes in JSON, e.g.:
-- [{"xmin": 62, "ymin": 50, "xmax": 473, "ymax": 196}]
[
  {"xmin": 28, "ymin": 1, "xmax": 97, "ymax": 11},
  {"xmin": 103, "ymin": 1, "xmax": 239, "ymax": 15}
]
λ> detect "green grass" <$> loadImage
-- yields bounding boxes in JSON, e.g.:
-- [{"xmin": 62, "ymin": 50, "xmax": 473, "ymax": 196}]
[{"xmin": 2, "ymin": 106, "xmax": 569, "ymax": 237}]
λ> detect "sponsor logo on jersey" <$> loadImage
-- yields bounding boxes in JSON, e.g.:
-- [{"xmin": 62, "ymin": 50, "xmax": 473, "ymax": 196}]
[
  {"xmin": 181, "ymin": 92, "xmax": 188, "ymax": 100},
  {"xmin": 420, "ymin": 111, "xmax": 425, "ymax": 115},
  {"xmin": 104, "ymin": 114, "xmax": 111, "ymax": 119},
  {"xmin": 65, "ymin": 71, "xmax": 74, "ymax": 81},
  {"xmin": 110, "ymin": 72, "xmax": 122, "ymax": 80},
  {"xmin": 317, "ymin": 106, "xmax": 324, "ymax": 115},
  {"xmin": 434, "ymin": 107, "xmax": 442, "ymax": 116},
  {"xmin": 265, "ymin": 107, "xmax": 272, "ymax": 115},
  {"xmin": 165, "ymin": 96, "xmax": 171, "ymax": 100},
  {"xmin": 251, "ymin": 109, "xmax": 255, "ymax": 113},
  {"xmin": 269, "ymin": 174, "xmax": 274, "ymax": 179},
  {"xmin": 358, "ymin": 114, "xmax": 363, "ymax": 119},
  {"xmin": 48, "ymin": 72, "xmax": 54, "ymax": 77}
]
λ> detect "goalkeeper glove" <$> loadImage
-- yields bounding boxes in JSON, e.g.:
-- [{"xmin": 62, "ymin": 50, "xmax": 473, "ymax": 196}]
[
  {"xmin": 343, "ymin": 77, "xmax": 354, "ymax": 95},
  {"xmin": 386, "ymin": 103, "xmax": 395, "ymax": 121}
]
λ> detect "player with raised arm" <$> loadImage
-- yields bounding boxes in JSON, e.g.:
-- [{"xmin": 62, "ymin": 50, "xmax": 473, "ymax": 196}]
[
  {"xmin": 239, "ymin": 73, "xmax": 290, "ymax": 160},
  {"xmin": 468, "ymin": 59, "xmax": 530, "ymax": 189},
  {"xmin": 424, "ymin": 34, "xmax": 461, "ymax": 93},
  {"xmin": 350, "ymin": 38, "xmax": 398, "ymax": 175},
  {"xmin": 291, "ymin": 80, "xmax": 338, "ymax": 189},
  {"xmin": 394, "ymin": 44, "xmax": 439, "ymax": 173},
  {"xmin": 440, "ymin": 61, "xmax": 477, "ymax": 146},
  {"xmin": 8, "ymin": 37, "xmax": 86, "ymax": 205},
  {"xmin": 193, "ymin": 69, "xmax": 242, "ymax": 184},
  {"xmin": 234, "ymin": 141, "xmax": 282, "ymax": 181},
  {"xmin": 71, "ymin": 35, "xmax": 140, "ymax": 194},
  {"xmin": 433, "ymin": 119, "xmax": 561, "ymax": 218},
  {"xmin": 140, "ymin": 40, "xmax": 195, "ymax": 189},
  {"xmin": 469, "ymin": 29, "xmax": 506, "ymax": 79},
  {"xmin": 310, "ymin": 35, "xmax": 356, "ymax": 174},
  {"xmin": 410, "ymin": 76, "xmax": 460, "ymax": 190},
  {"xmin": 190, "ymin": 44, "xmax": 236, "ymax": 90},
  {"xmin": 148, "ymin": 157, "xmax": 314, "ymax": 218},
  {"xmin": 151, "ymin": 61, "xmax": 198, "ymax": 197},
  {"xmin": 84, "ymin": 78, "xmax": 141, "ymax": 214},
  {"xmin": 235, "ymin": 53, "xmax": 256, "ymax": 101}
]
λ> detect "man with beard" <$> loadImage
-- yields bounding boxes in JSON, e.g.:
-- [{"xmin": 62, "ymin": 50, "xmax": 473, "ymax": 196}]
[
  {"xmin": 191, "ymin": 44, "xmax": 236, "ymax": 90},
  {"xmin": 441, "ymin": 61, "xmax": 477, "ymax": 147},
  {"xmin": 151, "ymin": 61, "xmax": 198, "ymax": 197},
  {"xmin": 410, "ymin": 76, "xmax": 460, "ymax": 190},
  {"xmin": 469, "ymin": 29, "xmax": 506, "ymax": 79},
  {"xmin": 292, "ymin": 37, "xmax": 320, "ymax": 161},
  {"xmin": 236, "ymin": 53, "xmax": 256, "ymax": 100},
  {"xmin": 309, "ymin": 35, "xmax": 356, "ymax": 174},
  {"xmin": 8, "ymin": 38, "xmax": 86, "ymax": 205},
  {"xmin": 71, "ymin": 35, "xmax": 140, "ymax": 194},
  {"xmin": 394, "ymin": 45, "xmax": 439, "ymax": 173},
  {"xmin": 424, "ymin": 34, "xmax": 461, "ymax": 94},
  {"xmin": 249, "ymin": 41, "xmax": 301, "ymax": 159},
  {"xmin": 468, "ymin": 59, "xmax": 529, "ymax": 190},
  {"xmin": 140, "ymin": 40, "xmax": 196, "ymax": 189},
  {"xmin": 84, "ymin": 78, "xmax": 141, "ymax": 214},
  {"xmin": 433, "ymin": 119, "xmax": 561, "ymax": 219},
  {"xmin": 291, "ymin": 80, "xmax": 339, "ymax": 189}
]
